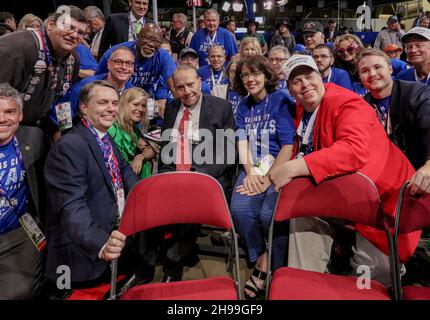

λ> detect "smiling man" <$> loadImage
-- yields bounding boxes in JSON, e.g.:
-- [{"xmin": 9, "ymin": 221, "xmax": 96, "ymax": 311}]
[
  {"xmin": 358, "ymin": 48, "xmax": 430, "ymax": 194},
  {"xmin": 151, "ymin": 65, "xmax": 235, "ymax": 282},
  {"xmin": 269, "ymin": 54, "xmax": 420, "ymax": 286},
  {"xmin": 0, "ymin": 5, "xmax": 85, "ymax": 129},
  {"xmin": 189, "ymin": 9, "xmax": 238, "ymax": 67},
  {"xmin": 397, "ymin": 27, "xmax": 430, "ymax": 86},
  {"xmin": 49, "ymin": 46, "xmax": 136, "ymax": 136},
  {"xmin": 197, "ymin": 45, "xmax": 229, "ymax": 97},
  {"xmin": 97, "ymin": 23, "xmax": 177, "ymax": 101},
  {"xmin": 0, "ymin": 83, "xmax": 46, "ymax": 299},
  {"xmin": 302, "ymin": 21, "xmax": 325, "ymax": 52},
  {"xmin": 44, "ymin": 81, "xmax": 140, "ymax": 296}
]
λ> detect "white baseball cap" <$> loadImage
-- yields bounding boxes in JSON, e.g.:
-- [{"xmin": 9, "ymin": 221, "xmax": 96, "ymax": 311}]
[
  {"xmin": 283, "ymin": 54, "xmax": 319, "ymax": 81},
  {"xmin": 401, "ymin": 27, "xmax": 430, "ymax": 43}
]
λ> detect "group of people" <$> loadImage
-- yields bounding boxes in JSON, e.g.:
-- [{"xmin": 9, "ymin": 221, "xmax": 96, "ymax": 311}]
[{"xmin": 0, "ymin": 1, "xmax": 429, "ymax": 301}]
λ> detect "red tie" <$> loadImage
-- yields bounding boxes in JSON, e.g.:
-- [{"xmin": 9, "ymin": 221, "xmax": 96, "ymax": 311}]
[{"xmin": 176, "ymin": 108, "xmax": 192, "ymax": 171}]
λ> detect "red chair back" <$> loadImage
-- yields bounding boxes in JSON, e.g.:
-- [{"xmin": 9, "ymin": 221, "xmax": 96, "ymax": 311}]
[
  {"xmin": 119, "ymin": 172, "xmax": 233, "ymax": 236},
  {"xmin": 396, "ymin": 183, "xmax": 430, "ymax": 234},
  {"xmin": 274, "ymin": 173, "xmax": 382, "ymax": 226}
]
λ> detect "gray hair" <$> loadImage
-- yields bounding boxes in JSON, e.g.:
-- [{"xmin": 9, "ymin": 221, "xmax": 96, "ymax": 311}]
[
  {"xmin": 0, "ymin": 83, "xmax": 23, "ymax": 112},
  {"xmin": 269, "ymin": 45, "xmax": 290, "ymax": 59},
  {"xmin": 204, "ymin": 9, "xmax": 219, "ymax": 20},
  {"xmin": 79, "ymin": 80, "xmax": 118, "ymax": 106},
  {"xmin": 83, "ymin": 6, "xmax": 105, "ymax": 22},
  {"xmin": 172, "ymin": 13, "xmax": 187, "ymax": 24},
  {"xmin": 208, "ymin": 44, "xmax": 226, "ymax": 56}
]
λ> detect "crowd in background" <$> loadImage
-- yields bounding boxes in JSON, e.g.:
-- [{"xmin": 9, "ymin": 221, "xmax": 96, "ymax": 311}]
[{"xmin": 0, "ymin": 0, "xmax": 429, "ymax": 300}]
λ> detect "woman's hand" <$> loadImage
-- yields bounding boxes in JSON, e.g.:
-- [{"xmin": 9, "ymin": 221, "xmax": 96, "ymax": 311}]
[
  {"xmin": 237, "ymin": 175, "xmax": 271, "ymax": 196},
  {"xmin": 130, "ymin": 153, "xmax": 144, "ymax": 175}
]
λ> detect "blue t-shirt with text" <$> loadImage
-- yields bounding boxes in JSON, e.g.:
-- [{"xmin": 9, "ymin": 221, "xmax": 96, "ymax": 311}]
[
  {"xmin": 0, "ymin": 139, "xmax": 27, "ymax": 235},
  {"xmin": 236, "ymin": 89, "xmax": 295, "ymax": 160}
]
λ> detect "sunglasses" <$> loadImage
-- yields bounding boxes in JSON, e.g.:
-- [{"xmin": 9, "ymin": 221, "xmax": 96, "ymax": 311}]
[{"xmin": 335, "ymin": 43, "xmax": 359, "ymax": 55}]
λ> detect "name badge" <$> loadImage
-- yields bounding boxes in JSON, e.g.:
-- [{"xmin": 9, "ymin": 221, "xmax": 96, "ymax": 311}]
[
  {"xmin": 55, "ymin": 102, "xmax": 73, "ymax": 131},
  {"xmin": 116, "ymin": 188, "xmax": 125, "ymax": 219},
  {"xmin": 147, "ymin": 98, "xmax": 156, "ymax": 120},
  {"xmin": 19, "ymin": 213, "xmax": 46, "ymax": 252}
]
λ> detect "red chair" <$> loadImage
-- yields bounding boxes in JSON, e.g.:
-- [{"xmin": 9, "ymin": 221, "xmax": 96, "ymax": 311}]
[
  {"xmin": 393, "ymin": 182, "xmax": 430, "ymax": 300},
  {"xmin": 109, "ymin": 172, "xmax": 242, "ymax": 300},
  {"xmin": 266, "ymin": 172, "xmax": 394, "ymax": 300}
]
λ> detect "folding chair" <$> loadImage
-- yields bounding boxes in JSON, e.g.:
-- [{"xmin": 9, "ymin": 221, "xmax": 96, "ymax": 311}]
[
  {"xmin": 266, "ymin": 172, "xmax": 394, "ymax": 300},
  {"xmin": 109, "ymin": 172, "xmax": 242, "ymax": 300},
  {"xmin": 393, "ymin": 181, "xmax": 430, "ymax": 300}
]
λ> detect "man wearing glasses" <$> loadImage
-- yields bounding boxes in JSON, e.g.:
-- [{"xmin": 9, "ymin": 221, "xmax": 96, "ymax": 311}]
[
  {"xmin": 312, "ymin": 44, "xmax": 353, "ymax": 91},
  {"xmin": 0, "ymin": 5, "xmax": 85, "ymax": 131},
  {"xmin": 49, "ymin": 46, "xmax": 136, "ymax": 138},
  {"xmin": 397, "ymin": 27, "xmax": 430, "ymax": 86},
  {"xmin": 96, "ymin": 23, "xmax": 177, "ymax": 104}
]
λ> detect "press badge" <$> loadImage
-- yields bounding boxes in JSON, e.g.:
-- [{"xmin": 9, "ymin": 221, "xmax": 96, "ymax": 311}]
[
  {"xmin": 19, "ymin": 213, "xmax": 46, "ymax": 252},
  {"xmin": 147, "ymin": 98, "xmax": 156, "ymax": 120},
  {"xmin": 55, "ymin": 102, "xmax": 73, "ymax": 131},
  {"xmin": 255, "ymin": 154, "xmax": 275, "ymax": 176},
  {"xmin": 116, "ymin": 188, "xmax": 125, "ymax": 219}
]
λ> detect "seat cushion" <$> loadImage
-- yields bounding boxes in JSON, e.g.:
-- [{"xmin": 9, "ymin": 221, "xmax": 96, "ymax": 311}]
[
  {"xmin": 268, "ymin": 267, "xmax": 390, "ymax": 300},
  {"xmin": 402, "ymin": 286, "xmax": 430, "ymax": 300},
  {"xmin": 120, "ymin": 276, "xmax": 238, "ymax": 300}
]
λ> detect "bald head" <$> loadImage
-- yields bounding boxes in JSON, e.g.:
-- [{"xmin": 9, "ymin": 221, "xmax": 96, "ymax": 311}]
[{"xmin": 137, "ymin": 23, "xmax": 163, "ymax": 58}]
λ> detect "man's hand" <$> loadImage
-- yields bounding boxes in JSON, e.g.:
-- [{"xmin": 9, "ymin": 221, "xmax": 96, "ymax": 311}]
[
  {"xmin": 100, "ymin": 230, "xmax": 126, "ymax": 262},
  {"xmin": 269, "ymin": 158, "xmax": 311, "ymax": 192},
  {"xmin": 409, "ymin": 161, "xmax": 430, "ymax": 195}
]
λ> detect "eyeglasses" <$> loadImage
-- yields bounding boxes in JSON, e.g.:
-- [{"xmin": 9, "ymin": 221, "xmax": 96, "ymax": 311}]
[
  {"xmin": 139, "ymin": 37, "xmax": 162, "ymax": 46},
  {"xmin": 60, "ymin": 23, "xmax": 87, "ymax": 39},
  {"xmin": 268, "ymin": 57, "xmax": 287, "ymax": 64},
  {"xmin": 240, "ymin": 71, "xmax": 263, "ymax": 80},
  {"xmin": 335, "ymin": 43, "xmax": 359, "ymax": 55},
  {"xmin": 109, "ymin": 58, "xmax": 135, "ymax": 67}
]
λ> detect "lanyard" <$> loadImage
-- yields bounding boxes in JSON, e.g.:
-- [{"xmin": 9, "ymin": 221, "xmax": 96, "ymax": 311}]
[
  {"xmin": 414, "ymin": 69, "xmax": 430, "ymax": 85},
  {"xmin": 81, "ymin": 118, "xmax": 123, "ymax": 193},
  {"xmin": 211, "ymin": 69, "xmax": 224, "ymax": 88},
  {"xmin": 206, "ymin": 30, "xmax": 217, "ymax": 47},
  {"xmin": 326, "ymin": 68, "xmax": 332, "ymax": 83},
  {"xmin": 296, "ymin": 107, "xmax": 319, "ymax": 158}
]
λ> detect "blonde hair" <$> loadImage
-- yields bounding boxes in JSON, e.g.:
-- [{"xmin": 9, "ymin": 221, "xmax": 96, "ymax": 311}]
[
  {"xmin": 334, "ymin": 34, "xmax": 365, "ymax": 51},
  {"xmin": 18, "ymin": 13, "xmax": 43, "ymax": 30},
  {"xmin": 239, "ymin": 37, "xmax": 262, "ymax": 56},
  {"xmin": 116, "ymin": 87, "xmax": 149, "ymax": 142}
]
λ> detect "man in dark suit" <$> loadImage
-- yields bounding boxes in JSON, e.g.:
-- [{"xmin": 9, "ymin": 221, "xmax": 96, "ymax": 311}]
[
  {"xmin": 323, "ymin": 19, "xmax": 341, "ymax": 43},
  {"xmin": 358, "ymin": 48, "xmax": 430, "ymax": 194},
  {"xmin": 99, "ymin": 0, "xmax": 151, "ymax": 58},
  {"xmin": 147, "ymin": 65, "xmax": 236, "ymax": 281},
  {"xmin": 44, "ymin": 81, "xmax": 140, "ymax": 294},
  {"xmin": 0, "ymin": 83, "xmax": 45, "ymax": 299}
]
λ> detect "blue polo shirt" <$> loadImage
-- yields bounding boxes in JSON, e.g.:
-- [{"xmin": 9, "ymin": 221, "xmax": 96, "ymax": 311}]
[
  {"xmin": 189, "ymin": 27, "xmax": 238, "ymax": 67},
  {"xmin": 96, "ymin": 41, "xmax": 176, "ymax": 97},
  {"xmin": 391, "ymin": 58, "xmax": 407, "ymax": 78},
  {"xmin": 236, "ymin": 89, "xmax": 295, "ymax": 160}
]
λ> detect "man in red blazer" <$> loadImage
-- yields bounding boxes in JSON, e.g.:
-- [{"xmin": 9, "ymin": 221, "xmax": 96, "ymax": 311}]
[{"xmin": 270, "ymin": 54, "xmax": 420, "ymax": 286}]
